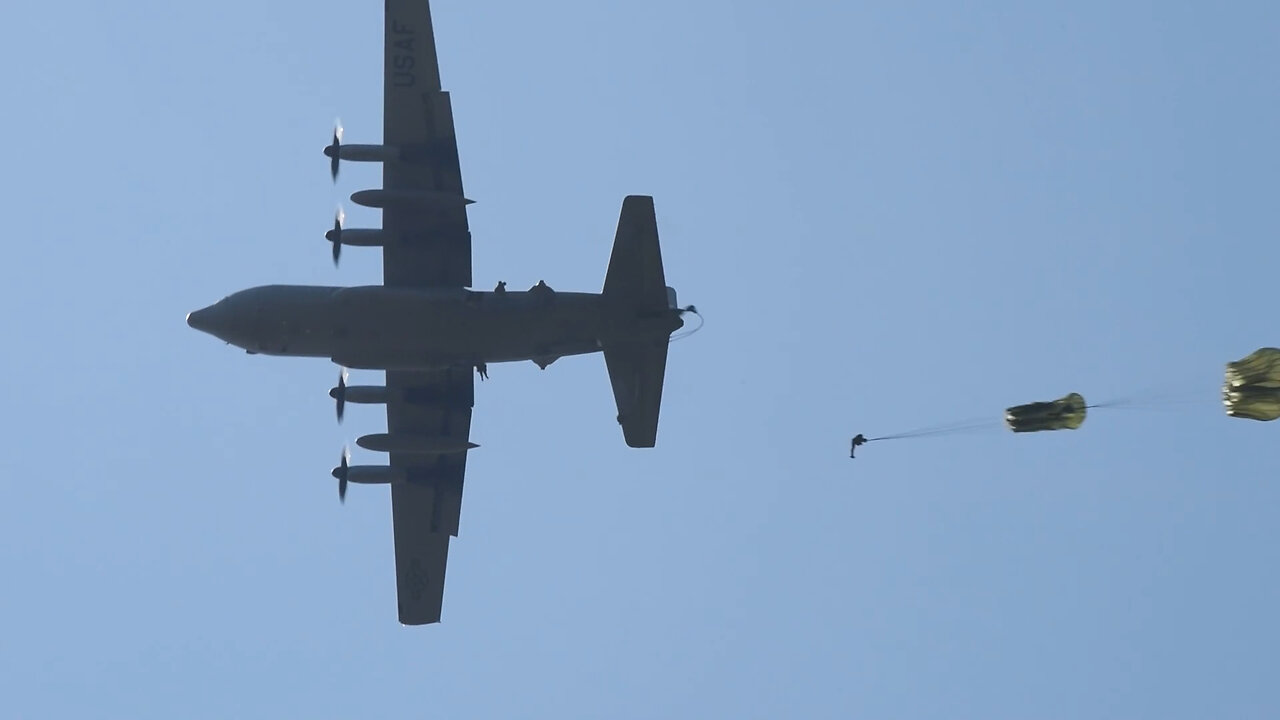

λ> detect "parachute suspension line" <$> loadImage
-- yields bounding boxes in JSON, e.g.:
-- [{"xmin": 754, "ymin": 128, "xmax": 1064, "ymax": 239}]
[
  {"xmin": 1087, "ymin": 375, "xmax": 1216, "ymax": 410},
  {"xmin": 1087, "ymin": 397, "xmax": 1208, "ymax": 412},
  {"xmin": 867, "ymin": 416, "xmax": 1002, "ymax": 442},
  {"xmin": 1088, "ymin": 390, "xmax": 1214, "ymax": 411}
]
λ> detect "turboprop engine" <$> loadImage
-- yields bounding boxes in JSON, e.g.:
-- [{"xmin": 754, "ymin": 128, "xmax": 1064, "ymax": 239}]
[
  {"xmin": 331, "ymin": 450, "xmax": 405, "ymax": 503},
  {"xmin": 325, "ymin": 208, "xmax": 393, "ymax": 266},
  {"xmin": 330, "ymin": 370, "xmax": 391, "ymax": 422},
  {"xmin": 323, "ymin": 123, "xmax": 403, "ymax": 181}
]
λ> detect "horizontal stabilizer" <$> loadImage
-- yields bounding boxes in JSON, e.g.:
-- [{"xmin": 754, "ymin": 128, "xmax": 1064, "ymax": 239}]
[
  {"xmin": 603, "ymin": 196, "xmax": 668, "ymax": 311},
  {"xmin": 604, "ymin": 339, "xmax": 669, "ymax": 448}
]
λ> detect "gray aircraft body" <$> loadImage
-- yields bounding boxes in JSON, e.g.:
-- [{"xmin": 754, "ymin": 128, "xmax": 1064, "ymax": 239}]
[
  {"xmin": 187, "ymin": 0, "xmax": 691, "ymax": 625},
  {"xmin": 189, "ymin": 281, "xmax": 682, "ymax": 373}
]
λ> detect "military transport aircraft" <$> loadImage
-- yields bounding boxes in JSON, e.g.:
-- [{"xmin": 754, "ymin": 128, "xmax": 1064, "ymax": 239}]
[{"xmin": 186, "ymin": 0, "xmax": 693, "ymax": 625}]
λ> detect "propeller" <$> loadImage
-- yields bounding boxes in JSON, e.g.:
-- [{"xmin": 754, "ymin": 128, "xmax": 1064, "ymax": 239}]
[
  {"xmin": 329, "ymin": 368, "xmax": 348, "ymax": 422},
  {"xmin": 331, "ymin": 447, "xmax": 350, "ymax": 503},
  {"xmin": 325, "ymin": 121, "xmax": 344, "ymax": 181},
  {"xmin": 325, "ymin": 206, "xmax": 345, "ymax": 266}
]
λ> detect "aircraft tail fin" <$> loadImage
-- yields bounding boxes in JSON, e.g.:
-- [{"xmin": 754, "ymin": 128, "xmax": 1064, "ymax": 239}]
[{"xmin": 603, "ymin": 340, "xmax": 669, "ymax": 448}]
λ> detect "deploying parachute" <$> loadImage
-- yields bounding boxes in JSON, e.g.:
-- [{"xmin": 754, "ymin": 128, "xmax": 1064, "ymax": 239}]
[
  {"xmin": 850, "ymin": 391, "xmax": 1089, "ymax": 456},
  {"xmin": 1004, "ymin": 392, "xmax": 1087, "ymax": 433},
  {"xmin": 849, "ymin": 348, "xmax": 1280, "ymax": 458},
  {"xmin": 1223, "ymin": 348, "xmax": 1280, "ymax": 421}
]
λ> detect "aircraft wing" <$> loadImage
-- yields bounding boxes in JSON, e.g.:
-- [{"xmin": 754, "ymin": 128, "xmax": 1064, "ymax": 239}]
[
  {"xmin": 379, "ymin": 0, "xmax": 476, "ymax": 625},
  {"xmin": 382, "ymin": 0, "xmax": 472, "ymax": 289},
  {"xmin": 386, "ymin": 367, "xmax": 475, "ymax": 625}
]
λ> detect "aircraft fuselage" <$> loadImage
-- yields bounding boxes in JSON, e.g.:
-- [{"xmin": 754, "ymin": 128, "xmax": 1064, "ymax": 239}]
[{"xmin": 186, "ymin": 284, "xmax": 681, "ymax": 370}]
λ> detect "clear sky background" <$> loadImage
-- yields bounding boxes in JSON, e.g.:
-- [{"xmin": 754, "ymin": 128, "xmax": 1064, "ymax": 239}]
[{"xmin": 2, "ymin": 1, "xmax": 1278, "ymax": 717}]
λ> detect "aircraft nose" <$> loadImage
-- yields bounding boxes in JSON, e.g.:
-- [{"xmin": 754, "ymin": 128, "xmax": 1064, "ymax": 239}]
[{"xmin": 186, "ymin": 306, "xmax": 214, "ymax": 333}]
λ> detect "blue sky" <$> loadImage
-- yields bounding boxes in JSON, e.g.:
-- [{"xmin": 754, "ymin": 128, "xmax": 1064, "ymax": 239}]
[{"xmin": 3, "ymin": 1, "xmax": 1279, "ymax": 717}]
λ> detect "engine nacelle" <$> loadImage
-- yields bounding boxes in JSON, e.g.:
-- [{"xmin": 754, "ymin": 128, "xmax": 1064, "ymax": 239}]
[
  {"xmin": 341, "ymin": 385, "xmax": 391, "ymax": 404},
  {"xmin": 344, "ymin": 465, "xmax": 405, "ymax": 485},
  {"xmin": 357, "ymin": 433, "xmax": 479, "ymax": 455},
  {"xmin": 323, "ymin": 143, "xmax": 402, "ymax": 163},
  {"xmin": 326, "ymin": 229, "xmax": 391, "ymax": 248}
]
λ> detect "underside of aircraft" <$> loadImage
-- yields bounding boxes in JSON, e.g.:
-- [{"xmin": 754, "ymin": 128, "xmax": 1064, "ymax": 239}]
[{"xmin": 186, "ymin": 0, "xmax": 694, "ymax": 625}]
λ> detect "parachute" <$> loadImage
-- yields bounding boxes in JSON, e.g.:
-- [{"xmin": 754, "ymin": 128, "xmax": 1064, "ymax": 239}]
[
  {"xmin": 847, "ymin": 347, "xmax": 1280, "ymax": 460},
  {"xmin": 850, "ymin": 354, "xmax": 1280, "ymax": 457},
  {"xmin": 1004, "ymin": 392, "xmax": 1087, "ymax": 433},
  {"xmin": 850, "ymin": 392, "xmax": 1088, "ymax": 456},
  {"xmin": 1223, "ymin": 348, "xmax": 1280, "ymax": 421}
]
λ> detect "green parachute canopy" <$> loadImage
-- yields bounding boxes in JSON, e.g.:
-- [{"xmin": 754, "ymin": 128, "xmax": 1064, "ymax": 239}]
[
  {"xmin": 1223, "ymin": 348, "xmax": 1280, "ymax": 421},
  {"xmin": 1004, "ymin": 392, "xmax": 1087, "ymax": 433}
]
